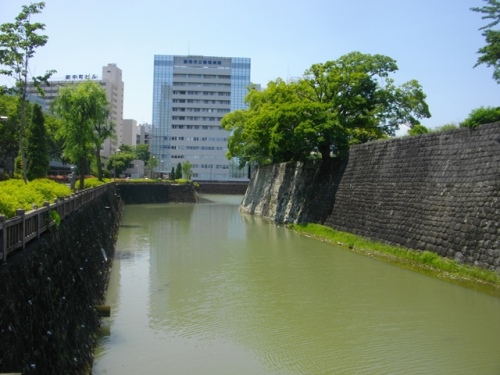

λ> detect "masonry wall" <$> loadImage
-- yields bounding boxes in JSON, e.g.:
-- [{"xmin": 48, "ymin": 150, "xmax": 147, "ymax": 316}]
[
  {"xmin": 0, "ymin": 188, "xmax": 122, "ymax": 374},
  {"xmin": 197, "ymin": 182, "xmax": 248, "ymax": 195},
  {"xmin": 116, "ymin": 183, "xmax": 196, "ymax": 204},
  {"xmin": 241, "ymin": 122, "xmax": 500, "ymax": 272}
]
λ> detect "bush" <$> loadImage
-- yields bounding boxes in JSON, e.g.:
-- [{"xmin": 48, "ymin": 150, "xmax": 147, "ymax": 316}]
[
  {"xmin": 408, "ymin": 124, "xmax": 429, "ymax": 136},
  {"xmin": 0, "ymin": 179, "xmax": 71, "ymax": 218},
  {"xmin": 83, "ymin": 177, "xmax": 108, "ymax": 189},
  {"xmin": 431, "ymin": 123, "xmax": 458, "ymax": 133},
  {"xmin": 461, "ymin": 106, "xmax": 500, "ymax": 128}
]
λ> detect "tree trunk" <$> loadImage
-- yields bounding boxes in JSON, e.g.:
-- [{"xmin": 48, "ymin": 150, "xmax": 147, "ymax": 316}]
[
  {"xmin": 95, "ymin": 149, "xmax": 103, "ymax": 181},
  {"xmin": 319, "ymin": 144, "xmax": 330, "ymax": 160},
  {"xmin": 78, "ymin": 157, "xmax": 86, "ymax": 190}
]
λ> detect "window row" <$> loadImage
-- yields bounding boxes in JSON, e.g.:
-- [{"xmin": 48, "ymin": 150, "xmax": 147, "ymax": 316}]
[
  {"xmin": 194, "ymin": 164, "xmax": 229, "ymax": 169},
  {"xmin": 172, "ymin": 108, "xmax": 229, "ymax": 113},
  {"xmin": 173, "ymin": 91, "xmax": 230, "ymax": 96},
  {"xmin": 171, "ymin": 125, "xmax": 223, "ymax": 130},
  {"xmin": 170, "ymin": 155, "xmax": 227, "ymax": 160},
  {"xmin": 174, "ymin": 74, "xmax": 230, "ymax": 80},
  {"xmin": 172, "ymin": 99, "xmax": 230, "ymax": 105},
  {"xmin": 173, "ymin": 82, "xmax": 230, "ymax": 87},
  {"xmin": 172, "ymin": 116, "xmax": 223, "ymax": 121},
  {"xmin": 170, "ymin": 136, "xmax": 227, "ymax": 141},
  {"xmin": 167, "ymin": 146, "xmax": 224, "ymax": 151}
]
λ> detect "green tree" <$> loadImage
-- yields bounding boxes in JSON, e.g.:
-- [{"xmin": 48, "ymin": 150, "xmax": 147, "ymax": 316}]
[
  {"xmin": 175, "ymin": 162, "xmax": 182, "ymax": 179},
  {"xmin": 118, "ymin": 144, "xmax": 134, "ymax": 153},
  {"xmin": 0, "ymin": 2, "xmax": 55, "ymax": 183},
  {"xmin": 106, "ymin": 150, "xmax": 134, "ymax": 178},
  {"xmin": 181, "ymin": 160, "xmax": 192, "ymax": 181},
  {"xmin": 146, "ymin": 154, "xmax": 158, "ymax": 178},
  {"xmin": 170, "ymin": 166, "xmax": 175, "ymax": 180},
  {"xmin": 135, "ymin": 144, "xmax": 150, "ymax": 162},
  {"xmin": 26, "ymin": 103, "xmax": 48, "ymax": 179},
  {"xmin": 472, "ymin": 0, "xmax": 500, "ymax": 83},
  {"xmin": 0, "ymin": 94, "xmax": 19, "ymax": 175},
  {"xmin": 222, "ymin": 52, "xmax": 430, "ymax": 165},
  {"xmin": 44, "ymin": 113, "xmax": 65, "ymax": 162},
  {"xmin": 460, "ymin": 106, "xmax": 500, "ymax": 127},
  {"xmin": 52, "ymin": 81, "xmax": 112, "ymax": 188},
  {"xmin": 408, "ymin": 124, "xmax": 429, "ymax": 136},
  {"xmin": 89, "ymin": 84, "xmax": 114, "ymax": 181}
]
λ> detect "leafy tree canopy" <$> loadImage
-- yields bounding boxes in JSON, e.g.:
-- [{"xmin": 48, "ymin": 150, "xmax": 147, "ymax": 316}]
[
  {"xmin": 472, "ymin": 0, "xmax": 500, "ymax": 83},
  {"xmin": 0, "ymin": 2, "xmax": 55, "ymax": 182},
  {"xmin": 175, "ymin": 162, "xmax": 182, "ymax": 179},
  {"xmin": 0, "ymin": 94, "xmax": 19, "ymax": 174},
  {"xmin": 181, "ymin": 160, "xmax": 192, "ymax": 180},
  {"xmin": 51, "ymin": 81, "xmax": 112, "ymax": 188},
  {"xmin": 408, "ymin": 124, "xmax": 429, "ymax": 136},
  {"xmin": 134, "ymin": 144, "xmax": 150, "ymax": 162},
  {"xmin": 460, "ymin": 106, "xmax": 500, "ymax": 127},
  {"xmin": 222, "ymin": 52, "xmax": 430, "ymax": 166},
  {"xmin": 106, "ymin": 151, "xmax": 134, "ymax": 177},
  {"xmin": 26, "ymin": 103, "xmax": 49, "ymax": 179}
]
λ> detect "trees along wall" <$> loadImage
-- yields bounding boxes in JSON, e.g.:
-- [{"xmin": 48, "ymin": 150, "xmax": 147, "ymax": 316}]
[
  {"xmin": 51, "ymin": 81, "xmax": 114, "ymax": 187},
  {"xmin": 0, "ymin": 2, "xmax": 55, "ymax": 183},
  {"xmin": 221, "ymin": 52, "xmax": 430, "ymax": 167}
]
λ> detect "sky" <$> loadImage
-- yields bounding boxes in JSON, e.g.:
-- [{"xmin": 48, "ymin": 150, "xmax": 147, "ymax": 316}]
[{"xmin": 1, "ymin": 0, "xmax": 499, "ymax": 132}]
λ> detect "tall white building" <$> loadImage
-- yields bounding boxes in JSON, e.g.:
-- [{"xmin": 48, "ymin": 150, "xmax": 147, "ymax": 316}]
[
  {"xmin": 152, "ymin": 55, "xmax": 251, "ymax": 181},
  {"xmin": 122, "ymin": 119, "xmax": 137, "ymax": 147},
  {"xmin": 26, "ymin": 63, "xmax": 124, "ymax": 158}
]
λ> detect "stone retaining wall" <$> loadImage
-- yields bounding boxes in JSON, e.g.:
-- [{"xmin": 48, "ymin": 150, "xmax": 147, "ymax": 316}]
[
  {"xmin": 116, "ymin": 183, "xmax": 196, "ymax": 204},
  {"xmin": 241, "ymin": 122, "xmax": 500, "ymax": 272},
  {"xmin": 197, "ymin": 182, "xmax": 248, "ymax": 195},
  {"xmin": 0, "ymin": 188, "xmax": 122, "ymax": 374}
]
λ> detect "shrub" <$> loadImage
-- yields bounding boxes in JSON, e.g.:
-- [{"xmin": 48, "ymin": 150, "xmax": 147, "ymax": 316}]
[
  {"xmin": 461, "ymin": 106, "xmax": 500, "ymax": 128},
  {"xmin": 408, "ymin": 124, "xmax": 429, "ymax": 136},
  {"xmin": 0, "ymin": 179, "xmax": 71, "ymax": 218},
  {"xmin": 83, "ymin": 177, "xmax": 107, "ymax": 189},
  {"xmin": 431, "ymin": 123, "xmax": 458, "ymax": 133}
]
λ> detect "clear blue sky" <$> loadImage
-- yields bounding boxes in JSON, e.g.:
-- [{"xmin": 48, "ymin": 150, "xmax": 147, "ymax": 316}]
[{"xmin": 1, "ymin": 0, "xmax": 499, "ymax": 130}]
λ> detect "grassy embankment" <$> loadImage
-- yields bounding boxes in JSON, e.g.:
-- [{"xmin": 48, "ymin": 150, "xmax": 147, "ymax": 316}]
[
  {"xmin": 0, "ymin": 177, "xmax": 195, "ymax": 218},
  {"xmin": 289, "ymin": 223, "xmax": 500, "ymax": 297}
]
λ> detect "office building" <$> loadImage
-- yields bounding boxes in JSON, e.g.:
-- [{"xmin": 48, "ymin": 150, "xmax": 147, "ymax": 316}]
[
  {"xmin": 136, "ymin": 123, "xmax": 152, "ymax": 149},
  {"xmin": 26, "ymin": 63, "xmax": 124, "ymax": 158},
  {"xmin": 123, "ymin": 119, "xmax": 137, "ymax": 147},
  {"xmin": 152, "ymin": 55, "xmax": 250, "ymax": 181}
]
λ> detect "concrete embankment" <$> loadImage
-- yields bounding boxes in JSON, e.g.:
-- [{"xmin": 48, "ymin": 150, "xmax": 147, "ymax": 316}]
[
  {"xmin": 241, "ymin": 122, "xmax": 500, "ymax": 272},
  {"xmin": 0, "ymin": 187, "xmax": 122, "ymax": 374},
  {"xmin": 116, "ymin": 182, "xmax": 197, "ymax": 204}
]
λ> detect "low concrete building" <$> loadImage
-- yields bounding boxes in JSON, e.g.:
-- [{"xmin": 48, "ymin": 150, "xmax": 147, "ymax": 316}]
[{"xmin": 123, "ymin": 159, "xmax": 144, "ymax": 178}]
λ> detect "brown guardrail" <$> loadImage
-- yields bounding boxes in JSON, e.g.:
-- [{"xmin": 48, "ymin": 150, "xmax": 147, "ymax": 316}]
[{"xmin": 0, "ymin": 184, "xmax": 112, "ymax": 264}]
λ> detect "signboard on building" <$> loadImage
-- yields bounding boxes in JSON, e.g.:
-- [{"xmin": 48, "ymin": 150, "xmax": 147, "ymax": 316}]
[{"xmin": 65, "ymin": 74, "xmax": 99, "ymax": 81}]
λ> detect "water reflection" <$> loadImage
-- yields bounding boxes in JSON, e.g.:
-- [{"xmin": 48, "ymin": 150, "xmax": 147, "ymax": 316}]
[{"xmin": 93, "ymin": 195, "xmax": 500, "ymax": 374}]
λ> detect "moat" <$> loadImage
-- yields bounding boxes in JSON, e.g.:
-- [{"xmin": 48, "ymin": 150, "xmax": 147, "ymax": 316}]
[{"xmin": 93, "ymin": 195, "xmax": 500, "ymax": 374}]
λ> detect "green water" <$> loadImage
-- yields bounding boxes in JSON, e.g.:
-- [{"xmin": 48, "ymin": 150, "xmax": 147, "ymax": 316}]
[{"xmin": 93, "ymin": 195, "xmax": 500, "ymax": 374}]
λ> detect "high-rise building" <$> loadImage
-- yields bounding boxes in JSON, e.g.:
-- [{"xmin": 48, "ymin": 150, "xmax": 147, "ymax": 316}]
[
  {"xmin": 152, "ymin": 55, "xmax": 250, "ymax": 181},
  {"xmin": 26, "ymin": 63, "xmax": 124, "ymax": 158},
  {"xmin": 122, "ymin": 119, "xmax": 137, "ymax": 147},
  {"xmin": 136, "ymin": 123, "xmax": 152, "ymax": 149}
]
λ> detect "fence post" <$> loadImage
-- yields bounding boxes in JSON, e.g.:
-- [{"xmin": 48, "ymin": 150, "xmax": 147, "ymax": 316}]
[
  {"xmin": 0, "ymin": 215, "xmax": 6, "ymax": 263},
  {"xmin": 16, "ymin": 209, "xmax": 26, "ymax": 249}
]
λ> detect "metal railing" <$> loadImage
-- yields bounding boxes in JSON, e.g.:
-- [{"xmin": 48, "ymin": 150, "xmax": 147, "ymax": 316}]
[{"xmin": 0, "ymin": 184, "xmax": 111, "ymax": 263}]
